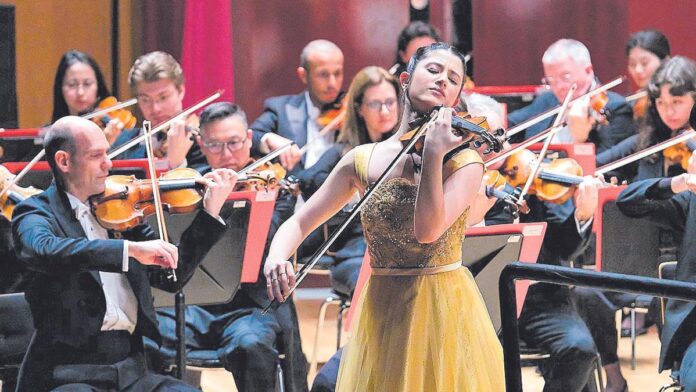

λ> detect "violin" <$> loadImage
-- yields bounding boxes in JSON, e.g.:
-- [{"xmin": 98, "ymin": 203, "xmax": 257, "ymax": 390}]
[
  {"xmin": 153, "ymin": 114, "xmax": 201, "ymax": 158},
  {"xmin": 92, "ymin": 96, "xmax": 137, "ymax": 129},
  {"xmin": 317, "ymin": 92, "xmax": 347, "ymax": 127},
  {"xmin": 0, "ymin": 165, "xmax": 42, "ymax": 221},
  {"xmin": 499, "ymin": 149, "xmax": 584, "ymax": 204},
  {"xmin": 662, "ymin": 135, "xmax": 696, "ymax": 171},
  {"xmin": 90, "ymin": 164, "xmax": 296, "ymax": 231},
  {"xmin": 399, "ymin": 110, "xmax": 505, "ymax": 156},
  {"xmin": 234, "ymin": 161, "xmax": 300, "ymax": 195},
  {"xmin": 633, "ymin": 94, "xmax": 649, "ymax": 119},
  {"xmin": 589, "ymin": 91, "xmax": 610, "ymax": 124}
]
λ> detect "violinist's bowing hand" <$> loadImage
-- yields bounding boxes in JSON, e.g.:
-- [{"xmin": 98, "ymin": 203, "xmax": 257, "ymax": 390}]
[
  {"xmin": 167, "ymin": 119, "xmax": 194, "ymax": 169},
  {"xmin": 567, "ymin": 97, "xmax": 594, "ymax": 143},
  {"xmin": 688, "ymin": 153, "xmax": 696, "ymax": 175},
  {"xmin": 263, "ymin": 133, "xmax": 301, "ymax": 171},
  {"xmin": 264, "ymin": 257, "xmax": 296, "ymax": 302},
  {"xmin": 423, "ymin": 107, "xmax": 463, "ymax": 157},
  {"xmin": 103, "ymin": 118, "xmax": 125, "ymax": 145},
  {"xmin": 128, "ymin": 239, "xmax": 179, "ymax": 269},
  {"xmin": 574, "ymin": 175, "xmax": 602, "ymax": 222},
  {"xmin": 202, "ymin": 168, "xmax": 238, "ymax": 218}
]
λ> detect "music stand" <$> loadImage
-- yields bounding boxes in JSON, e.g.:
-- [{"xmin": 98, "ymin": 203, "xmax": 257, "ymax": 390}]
[
  {"xmin": 0, "ymin": 128, "xmax": 42, "ymax": 163},
  {"xmin": 151, "ymin": 189, "xmax": 276, "ymax": 306},
  {"xmin": 344, "ymin": 223, "xmax": 546, "ymax": 333}
]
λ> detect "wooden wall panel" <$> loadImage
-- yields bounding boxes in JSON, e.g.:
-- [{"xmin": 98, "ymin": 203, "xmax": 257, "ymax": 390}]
[
  {"xmin": 6, "ymin": 0, "xmax": 111, "ymax": 127},
  {"xmin": 472, "ymin": 0, "xmax": 629, "ymax": 87},
  {"xmin": 230, "ymin": 0, "xmax": 450, "ymax": 120}
]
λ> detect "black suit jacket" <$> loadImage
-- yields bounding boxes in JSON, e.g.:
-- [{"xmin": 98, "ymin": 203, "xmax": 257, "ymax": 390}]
[
  {"xmin": 508, "ymin": 89, "xmax": 634, "ymax": 153},
  {"xmin": 617, "ymin": 178, "xmax": 696, "ymax": 371},
  {"xmin": 12, "ymin": 183, "xmax": 226, "ymax": 349}
]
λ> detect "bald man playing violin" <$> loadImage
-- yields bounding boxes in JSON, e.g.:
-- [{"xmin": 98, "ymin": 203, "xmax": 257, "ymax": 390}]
[
  {"xmin": 12, "ymin": 116, "xmax": 237, "ymax": 392},
  {"xmin": 152, "ymin": 102, "xmax": 309, "ymax": 392}
]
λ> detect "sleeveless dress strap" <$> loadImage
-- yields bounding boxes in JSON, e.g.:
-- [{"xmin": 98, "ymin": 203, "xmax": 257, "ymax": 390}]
[
  {"xmin": 353, "ymin": 143, "xmax": 376, "ymax": 188},
  {"xmin": 443, "ymin": 149, "xmax": 484, "ymax": 180}
]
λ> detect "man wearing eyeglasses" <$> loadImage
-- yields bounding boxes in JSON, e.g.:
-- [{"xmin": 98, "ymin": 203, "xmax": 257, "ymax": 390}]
[
  {"xmin": 151, "ymin": 102, "xmax": 308, "ymax": 392},
  {"xmin": 507, "ymin": 38, "xmax": 634, "ymax": 154}
]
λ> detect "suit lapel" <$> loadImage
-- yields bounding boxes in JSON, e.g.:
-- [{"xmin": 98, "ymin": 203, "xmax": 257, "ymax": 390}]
[
  {"xmin": 285, "ymin": 93, "xmax": 307, "ymax": 148},
  {"xmin": 46, "ymin": 184, "xmax": 102, "ymax": 284}
]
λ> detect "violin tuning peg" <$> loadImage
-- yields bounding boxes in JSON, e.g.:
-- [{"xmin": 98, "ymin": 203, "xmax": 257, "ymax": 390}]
[
  {"xmin": 473, "ymin": 140, "xmax": 483, "ymax": 148},
  {"xmin": 495, "ymin": 128, "xmax": 505, "ymax": 136}
]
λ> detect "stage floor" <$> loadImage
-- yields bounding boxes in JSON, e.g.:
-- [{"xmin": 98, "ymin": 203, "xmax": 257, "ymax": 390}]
[{"xmin": 195, "ymin": 288, "xmax": 673, "ymax": 391}]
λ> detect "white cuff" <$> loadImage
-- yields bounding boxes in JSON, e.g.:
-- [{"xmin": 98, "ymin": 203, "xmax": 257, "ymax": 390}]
[
  {"xmin": 122, "ymin": 241, "xmax": 129, "ymax": 272},
  {"xmin": 575, "ymin": 215, "xmax": 593, "ymax": 234}
]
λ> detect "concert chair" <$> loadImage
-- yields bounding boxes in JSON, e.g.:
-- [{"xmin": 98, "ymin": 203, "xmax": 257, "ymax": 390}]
[
  {"xmin": 0, "ymin": 293, "xmax": 33, "ymax": 392},
  {"xmin": 595, "ymin": 186, "xmax": 662, "ymax": 369},
  {"xmin": 658, "ymin": 261, "xmax": 683, "ymax": 392}
]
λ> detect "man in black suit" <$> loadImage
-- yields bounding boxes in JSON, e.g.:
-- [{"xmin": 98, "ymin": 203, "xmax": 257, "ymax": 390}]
[
  {"xmin": 154, "ymin": 102, "xmax": 309, "ymax": 391},
  {"xmin": 508, "ymin": 38, "xmax": 634, "ymax": 154},
  {"xmin": 250, "ymin": 39, "xmax": 345, "ymax": 173},
  {"xmin": 12, "ymin": 116, "xmax": 237, "ymax": 391},
  {"xmin": 616, "ymin": 155, "xmax": 696, "ymax": 391}
]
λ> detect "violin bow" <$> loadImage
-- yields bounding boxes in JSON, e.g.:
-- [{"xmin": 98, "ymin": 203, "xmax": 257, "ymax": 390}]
[
  {"xmin": 595, "ymin": 128, "xmax": 696, "ymax": 176},
  {"xmin": 298, "ymin": 111, "xmax": 347, "ymax": 155},
  {"xmin": 261, "ymin": 110, "xmax": 441, "ymax": 314},
  {"xmin": 142, "ymin": 120, "xmax": 177, "ymax": 281},
  {"xmin": 505, "ymin": 76, "xmax": 624, "ymax": 138},
  {"xmin": 108, "ymin": 90, "xmax": 223, "ymax": 159},
  {"xmin": 625, "ymin": 90, "xmax": 648, "ymax": 103},
  {"xmin": 0, "ymin": 98, "xmax": 140, "ymax": 200},
  {"xmin": 483, "ymin": 77, "xmax": 625, "ymax": 168},
  {"xmin": 515, "ymin": 84, "xmax": 577, "ymax": 204},
  {"xmin": 238, "ymin": 142, "xmax": 294, "ymax": 176}
]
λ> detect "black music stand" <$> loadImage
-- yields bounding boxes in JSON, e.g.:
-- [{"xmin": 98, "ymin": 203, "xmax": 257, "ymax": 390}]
[
  {"xmin": 462, "ymin": 223, "xmax": 546, "ymax": 332},
  {"xmin": 149, "ymin": 189, "xmax": 276, "ymax": 378}
]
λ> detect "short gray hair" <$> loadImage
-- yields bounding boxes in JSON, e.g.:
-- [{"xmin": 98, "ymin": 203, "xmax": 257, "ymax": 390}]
[
  {"xmin": 462, "ymin": 93, "xmax": 505, "ymax": 131},
  {"xmin": 300, "ymin": 39, "xmax": 342, "ymax": 70},
  {"xmin": 542, "ymin": 39, "xmax": 592, "ymax": 66}
]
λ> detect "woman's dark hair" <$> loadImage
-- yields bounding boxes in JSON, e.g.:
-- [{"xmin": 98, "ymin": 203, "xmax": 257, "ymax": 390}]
[
  {"xmin": 637, "ymin": 56, "xmax": 696, "ymax": 157},
  {"xmin": 392, "ymin": 21, "xmax": 441, "ymax": 75},
  {"xmin": 51, "ymin": 50, "xmax": 111, "ymax": 122},
  {"xmin": 626, "ymin": 29, "xmax": 671, "ymax": 60}
]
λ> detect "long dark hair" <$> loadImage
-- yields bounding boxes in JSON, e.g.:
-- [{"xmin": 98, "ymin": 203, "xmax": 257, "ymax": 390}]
[
  {"xmin": 51, "ymin": 50, "xmax": 111, "ymax": 122},
  {"xmin": 392, "ymin": 21, "xmax": 441, "ymax": 76},
  {"xmin": 626, "ymin": 29, "xmax": 671, "ymax": 60},
  {"xmin": 637, "ymin": 56, "xmax": 696, "ymax": 158}
]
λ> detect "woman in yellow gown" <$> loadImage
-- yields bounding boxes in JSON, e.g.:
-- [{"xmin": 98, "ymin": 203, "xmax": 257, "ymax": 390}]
[{"xmin": 265, "ymin": 42, "xmax": 505, "ymax": 392}]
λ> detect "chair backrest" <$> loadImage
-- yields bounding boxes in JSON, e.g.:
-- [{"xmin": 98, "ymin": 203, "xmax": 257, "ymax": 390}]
[
  {"xmin": 151, "ymin": 189, "xmax": 277, "ymax": 307},
  {"xmin": 0, "ymin": 129, "xmax": 42, "ymax": 163},
  {"xmin": 595, "ymin": 186, "xmax": 662, "ymax": 277},
  {"xmin": 0, "ymin": 293, "xmax": 34, "ymax": 365}
]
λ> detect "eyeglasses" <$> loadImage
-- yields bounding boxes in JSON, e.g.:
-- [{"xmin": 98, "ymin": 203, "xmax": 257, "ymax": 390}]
[
  {"xmin": 362, "ymin": 98, "xmax": 397, "ymax": 112},
  {"xmin": 202, "ymin": 135, "xmax": 248, "ymax": 154},
  {"xmin": 541, "ymin": 73, "xmax": 573, "ymax": 86},
  {"xmin": 62, "ymin": 79, "xmax": 96, "ymax": 91}
]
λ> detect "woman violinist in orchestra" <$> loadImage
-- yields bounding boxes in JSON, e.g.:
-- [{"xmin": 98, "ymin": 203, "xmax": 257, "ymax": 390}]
[
  {"xmin": 577, "ymin": 55, "xmax": 696, "ymax": 392},
  {"xmin": 626, "ymin": 29, "xmax": 671, "ymax": 119},
  {"xmin": 266, "ymin": 43, "xmax": 505, "ymax": 392},
  {"xmin": 51, "ymin": 50, "xmax": 127, "ymax": 145}
]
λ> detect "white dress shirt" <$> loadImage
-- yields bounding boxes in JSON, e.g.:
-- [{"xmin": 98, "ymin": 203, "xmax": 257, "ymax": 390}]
[
  {"xmin": 304, "ymin": 91, "xmax": 335, "ymax": 169},
  {"xmin": 66, "ymin": 192, "xmax": 138, "ymax": 333}
]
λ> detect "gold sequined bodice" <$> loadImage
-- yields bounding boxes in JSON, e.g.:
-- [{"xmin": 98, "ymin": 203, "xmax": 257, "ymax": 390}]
[{"xmin": 360, "ymin": 178, "xmax": 468, "ymax": 269}]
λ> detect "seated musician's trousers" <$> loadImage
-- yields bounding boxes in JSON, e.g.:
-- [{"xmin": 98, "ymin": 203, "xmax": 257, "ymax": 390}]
[
  {"xmin": 518, "ymin": 284, "xmax": 598, "ymax": 392},
  {"xmin": 155, "ymin": 296, "xmax": 307, "ymax": 392}
]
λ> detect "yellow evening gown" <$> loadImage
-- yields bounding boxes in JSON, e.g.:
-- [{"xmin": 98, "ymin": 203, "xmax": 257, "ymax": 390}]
[{"xmin": 335, "ymin": 145, "xmax": 506, "ymax": 392}]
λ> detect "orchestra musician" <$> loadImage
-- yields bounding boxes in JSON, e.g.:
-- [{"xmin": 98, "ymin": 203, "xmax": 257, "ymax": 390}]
[
  {"xmin": 51, "ymin": 50, "xmax": 125, "ymax": 145},
  {"xmin": 11, "ymin": 115, "xmax": 237, "ymax": 391},
  {"xmin": 508, "ymin": 39, "xmax": 634, "ymax": 153},
  {"xmin": 249, "ymin": 39, "xmax": 345, "ymax": 172},
  {"xmin": 265, "ymin": 42, "xmax": 505, "ymax": 392},
  {"xmin": 576, "ymin": 55, "xmax": 696, "ymax": 392},
  {"xmin": 109, "ymin": 51, "xmax": 206, "ymax": 169},
  {"xmin": 626, "ymin": 29, "xmax": 671, "ymax": 119},
  {"xmin": 151, "ymin": 102, "xmax": 309, "ymax": 392},
  {"xmin": 615, "ymin": 150, "xmax": 696, "ymax": 391}
]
